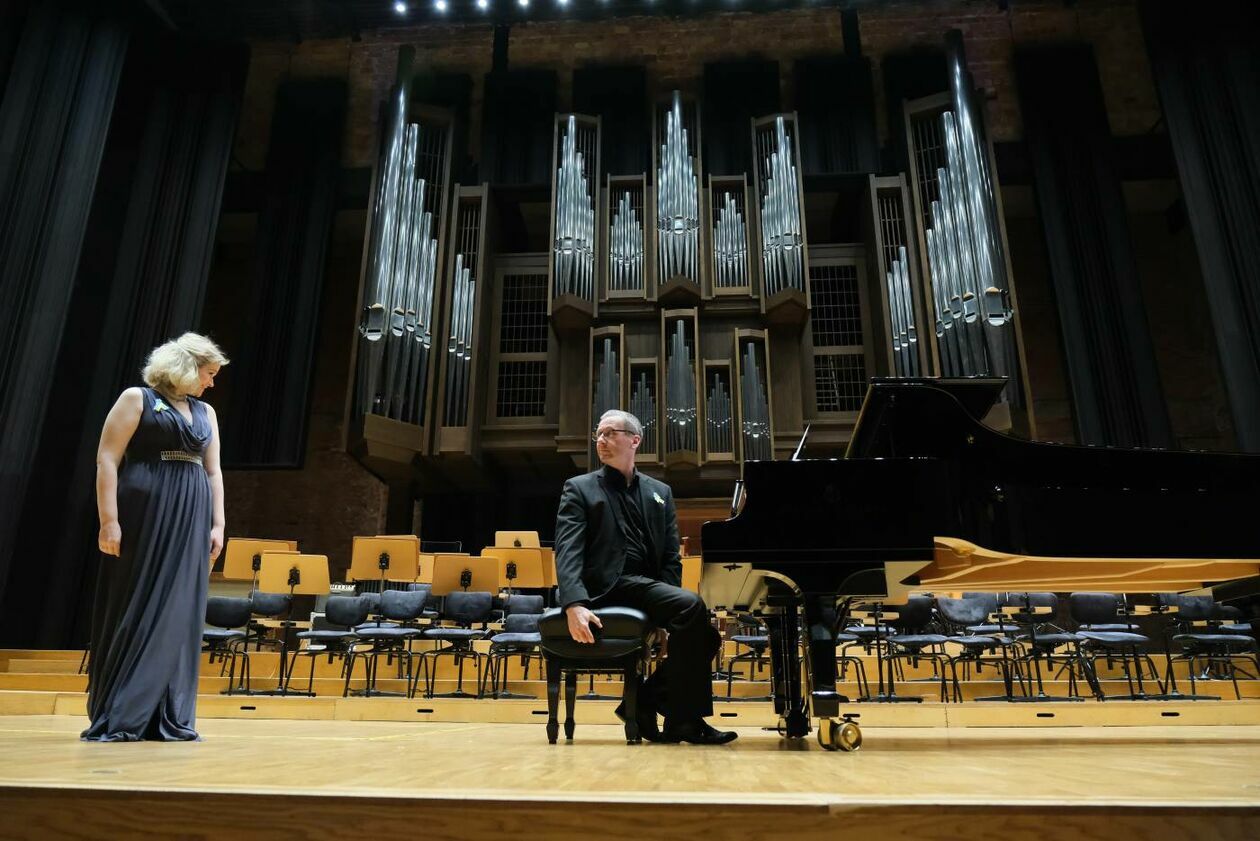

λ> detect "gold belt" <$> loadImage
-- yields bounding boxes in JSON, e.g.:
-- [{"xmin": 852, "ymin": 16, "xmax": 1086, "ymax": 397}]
[{"xmin": 160, "ymin": 450, "xmax": 203, "ymax": 465}]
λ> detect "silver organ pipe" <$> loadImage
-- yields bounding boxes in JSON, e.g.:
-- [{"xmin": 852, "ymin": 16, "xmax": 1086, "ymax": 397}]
[
  {"xmin": 758, "ymin": 117, "xmax": 805, "ymax": 297},
  {"xmin": 913, "ymin": 33, "xmax": 1017, "ymax": 399},
  {"xmin": 553, "ymin": 115, "xmax": 595, "ymax": 302},
  {"xmin": 712, "ymin": 192, "xmax": 749, "ymax": 289},
  {"xmin": 357, "ymin": 84, "xmax": 443, "ymax": 425},
  {"xmin": 608, "ymin": 191, "xmax": 644, "ymax": 292},
  {"xmin": 739, "ymin": 341, "xmax": 772, "ymax": 461},
  {"xmin": 630, "ymin": 370, "xmax": 657, "ymax": 456},
  {"xmin": 705, "ymin": 372, "xmax": 733, "ymax": 455},
  {"xmin": 665, "ymin": 320, "xmax": 697, "ymax": 454},
  {"xmin": 656, "ymin": 92, "xmax": 700, "ymax": 284},
  {"xmin": 590, "ymin": 337, "xmax": 620, "ymax": 463}
]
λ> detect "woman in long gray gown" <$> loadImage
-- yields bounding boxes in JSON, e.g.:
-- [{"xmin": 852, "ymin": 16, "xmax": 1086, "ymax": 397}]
[{"xmin": 83, "ymin": 333, "xmax": 228, "ymax": 742}]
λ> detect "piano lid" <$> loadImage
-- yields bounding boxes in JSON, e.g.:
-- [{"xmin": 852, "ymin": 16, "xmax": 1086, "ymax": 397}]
[{"xmin": 847, "ymin": 377, "xmax": 1006, "ymax": 458}]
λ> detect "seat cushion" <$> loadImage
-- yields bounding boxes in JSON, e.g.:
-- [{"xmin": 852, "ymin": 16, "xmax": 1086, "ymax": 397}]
[
  {"xmin": 889, "ymin": 634, "xmax": 948, "ymax": 647},
  {"xmin": 490, "ymin": 632, "xmax": 542, "ymax": 646},
  {"xmin": 731, "ymin": 635, "xmax": 769, "ymax": 645},
  {"xmin": 537, "ymin": 606, "xmax": 650, "ymax": 661},
  {"xmin": 355, "ymin": 627, "xmax": 422, "ymax": 640},
  {"xmin": 1078, "ymin": 631, "xmax": 1148, "ymax": 646},
  {"xmin": 948, "ymin": 635, "xmax": 1002, "ymax": 647},
  {"xmin": 424, "ymin": 628, "xmax": 485, "ymax": 642},
  {"xmin": 203, "ymin": 629, "xmax": 246, "ymax": 642}
]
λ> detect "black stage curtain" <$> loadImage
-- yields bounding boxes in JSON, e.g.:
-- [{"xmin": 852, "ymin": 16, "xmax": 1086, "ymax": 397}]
[
  {"xmin": 0, "ymin": 2, "xmax": 130, "ymax": 638},
  {"xmin": 482, "ymin": 68, "xmax": 557, "ymax": 186},
  {"xmin": 796, "ymin": 56, "xmax": 879, "ymax": 177},
  {"xmin": 574, "ymin": 65, "xmax": 648, "ymax": 176},
  {"xmin": 1015, "ymin": 44, "xmax": 1172, "ymax": 448},
  {"xmin": 222, "ymin": 79, "xmax": 347, "ymax": 468},
  {"xmin": 0, "ymin": 8, "xmax": 246, "ymax": 647},
  {"xmin": 702, "ymin": 59, "xmax": 780, "ymax": 178},
  {"xmin": 1141, "ymin": 0, "xmax": 1260, "ymax": 452}
]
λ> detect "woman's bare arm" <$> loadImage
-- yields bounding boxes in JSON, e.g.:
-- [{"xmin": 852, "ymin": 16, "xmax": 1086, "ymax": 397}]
[
  {"xmin": 203, "ymin": 403, "xmax": 225, "ymax": 565},
  {"xmin": 96, "ymin": 389, "xmax": 143, "ymax": 556}
]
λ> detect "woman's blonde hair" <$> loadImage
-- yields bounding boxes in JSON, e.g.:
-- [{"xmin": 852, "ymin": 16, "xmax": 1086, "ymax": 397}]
[{"xmin": 142, "ymin": 332, "xmax": 229, "ymax": 395}]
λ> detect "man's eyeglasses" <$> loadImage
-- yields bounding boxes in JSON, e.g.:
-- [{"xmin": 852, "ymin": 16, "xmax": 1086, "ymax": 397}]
[{"xmin": 592, "ymin": 428, "xmax": 635, "ymax": 443}]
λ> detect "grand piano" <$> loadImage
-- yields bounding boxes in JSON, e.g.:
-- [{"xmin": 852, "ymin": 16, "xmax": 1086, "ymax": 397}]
[{"xmin": 700, "ymin": 378, "xmax": 1260, "ymax": 749}]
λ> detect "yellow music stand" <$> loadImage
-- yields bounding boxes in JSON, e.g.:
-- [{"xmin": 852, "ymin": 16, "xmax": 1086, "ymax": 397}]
[
  {"xmin": 350, "ymin": 536, "xmax": 421, "ymax": 600},
  {"xmin": 540, "ymin": 547, "xmax": 557, "ymax": 589},
  {"xmin": 494, "ymin": 530, "xmax": 541, "ymax": 549},
  {"xmin": 222, "ymin": 538, "xmax": 298, "ymax": 590},
  {"xmin": 257, "ymin": 552, "xmax": 330, "ymax": 696},
  {"xmin": 482, "ymin": 548, "xmax": 548, "ymax": 593},
  {"xmin": 431, "ymin": 554, "xmax": 499, "ymax": 596},
  {"xmin": 681, "ymin": 556, "xmax": 702, "ymax": 594}
]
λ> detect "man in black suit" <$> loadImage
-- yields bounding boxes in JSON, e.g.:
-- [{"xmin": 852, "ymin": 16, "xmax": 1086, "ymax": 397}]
[{"xmin": 554, "ymin": 409, "xmax": 736, "ymax": 745}]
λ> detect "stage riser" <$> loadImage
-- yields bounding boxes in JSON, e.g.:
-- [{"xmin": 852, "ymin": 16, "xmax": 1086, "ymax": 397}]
[
  {"xmin": 3, "ymin": 788, "xmax": 1256, "ymax": 841},
  {"xmin": 2, "ymin": 690, "xmax": 1259, "ymax": 729}
]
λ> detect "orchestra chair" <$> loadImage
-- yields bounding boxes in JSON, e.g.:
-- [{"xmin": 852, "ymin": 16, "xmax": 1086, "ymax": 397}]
[
  {"xmin": 289, "ymin": 595, "xmax": 372, "ymax": 696},
  {"xmin": 1168, "ymin": 595, "xmax": 1260, "ymax": 700},
  {"xmin": 348, "ymin": 588, "xmax": 430, "ymax": 698},
  {"xmin": 537, "ymin": 607, "xmax": 654, "ymax": 744},
  {"xmin": 934, "ymin": 595, "xmax": 1020, "ymax": 702},
  {"xmin": 202, "ymin": 596, "xmax": 253, "ymax": 695},
  {"xmin": 882, "ymin": 596, "xmax": 952, "ymax": 702},
  {"xmin": 1069, "ymin": 592, "xmax": 1158, "ymax": 700},
  {"xmin": 1004, "ymin": 592, "xmax": 1089, "ymax": 702},
  {"xmin": 245, "ymin": 591, "xmax": 292, "ymax": 652},
  {"xmin": 721, "ymin": 613, "xmax": 773, "ymax": 702},
  {"xmin": 256, "ymin": 552, "xmax": 330, "ymax": 696},
  {"xmin": 421, "ymin": 583, "xmax": 495, "ymax": 699},
  {"xmin": 482, "ymin": 594, "xmax": 546, "ymax": 699}
]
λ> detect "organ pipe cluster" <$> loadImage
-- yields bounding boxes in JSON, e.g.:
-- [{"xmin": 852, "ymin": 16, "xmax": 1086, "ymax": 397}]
[
  {"xmin": 705, "ymin": 373, "xmax": 733, "ymax": 455},
  {"xmin": 630, "ymin": 370, "xmax": 658, "ymax": 455},
  {"xmin": 758, "ymin": 117, "xmax": 805, "ymax": 297},
  {"xmin": 739, "ymin": 341, "xmax": 772, "ymax": 461},
  {"xmin": 608, "ymin": 191, "xmax": 644, "ymax": 292},
  {"xmin": 664, "ymin": 320, "xmax": 698, "ymax": 453},
  {"xmin": 923, "ymin": 34, "xmax": 1017, "ymax": 396},
  {"xmin": 553, "ymin": 115, "xmax": 595, "ymax": 302},
  {"xmin": 443, "ymin": 253, "xmax": 475, "ymax": 426},
  {"xmin": 656, "ymin": 92, "xmax": 700, "ymax": 284},
  {"xmin": 885, "ymin": 245, "xmax": 920, "ymax": 376},
  {"xmin": 712, "ymin": 192, "xmax": 749, "ymax": 289},
  {"xmin": 591, "ymin": 337, "xmax": 621, "ymax": 462},
  {"xmin": 357, "ymin": 84, "xmax": 441, "ymax": 425}
]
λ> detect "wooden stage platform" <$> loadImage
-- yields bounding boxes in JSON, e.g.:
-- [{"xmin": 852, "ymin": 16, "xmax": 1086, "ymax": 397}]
[{"xmin": 2, "ymin": 714, "xmax": 1259, "ymax": 840}]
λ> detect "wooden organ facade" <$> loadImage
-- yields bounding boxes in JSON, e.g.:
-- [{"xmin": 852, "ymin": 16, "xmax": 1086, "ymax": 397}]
[{"xmin": 345, "ymin": 35, "xmax": 1035, "ymax": 501}]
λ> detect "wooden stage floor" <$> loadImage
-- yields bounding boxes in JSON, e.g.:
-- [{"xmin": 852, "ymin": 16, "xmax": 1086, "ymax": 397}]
[{"xmin": 2, "ymin": 715, "xmax": 1259, "ymax": 840}]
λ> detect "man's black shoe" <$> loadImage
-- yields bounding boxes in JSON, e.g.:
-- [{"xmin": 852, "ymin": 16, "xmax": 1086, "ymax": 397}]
[
  {"xmin": 614, "ymin": 703, "xmax": 671, "ymax": 743},
  {"xmin": 662, "ymin": 719, "xmax": 739, "ymax": 745}
]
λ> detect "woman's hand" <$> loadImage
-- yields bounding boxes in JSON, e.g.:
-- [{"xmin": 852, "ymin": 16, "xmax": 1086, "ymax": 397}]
[
  {"xmin": 209, "ymin": 525, "xmax": 225, "ymax": 565},
  {"xmin": 98, "ymin": 521, "xmax": 121, "ymax": 556}
]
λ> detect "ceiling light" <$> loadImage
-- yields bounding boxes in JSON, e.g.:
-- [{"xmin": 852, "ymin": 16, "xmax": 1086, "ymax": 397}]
[
  {"xmin": 434, "ymin": 0, "xmax": 447, "ymax": 10},
  {"xmin": 394, "ymin": 2, "xmax": 408, "ymax": 14}
]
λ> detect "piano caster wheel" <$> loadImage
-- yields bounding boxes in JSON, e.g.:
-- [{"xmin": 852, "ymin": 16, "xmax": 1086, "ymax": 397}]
[{"xmin": 817, "ymin": 717, "xmax": 862, "ymax": 752}]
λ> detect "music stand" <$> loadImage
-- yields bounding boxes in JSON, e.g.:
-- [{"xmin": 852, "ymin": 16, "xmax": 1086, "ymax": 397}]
[
  {"xmin": 430, "ymin": 554, "xmax": 499, "ymax": 596},
  {"xmin": 494, "ymin": 530, "xmax": 541, "ymax": 549},
  {"xmin": 350, "ymin": 536, "xmax": 421, "ymax": 616},
  {"xmin": 479, "ymin": 549, "xmax": 547, "ymax": 699},
  {"xmin": 485, "ymin": 548, "xmax": 548, "ymax": 596},
  {"xmin": 681, "ymin": 556, "xmax": 702, "ymax": 594},
  {"xmin": 222, "ymin": 538, "xmax": 298, "ymax": 592},
  {"xmin": 257, "ymin": 552, "xmax": 330, "ymax": 696}
]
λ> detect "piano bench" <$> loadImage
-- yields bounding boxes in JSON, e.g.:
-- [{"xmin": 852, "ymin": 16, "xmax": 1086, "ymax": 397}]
[{"xmin": 537, "ymin": 607, "xmax": 653, "ymax": 745}]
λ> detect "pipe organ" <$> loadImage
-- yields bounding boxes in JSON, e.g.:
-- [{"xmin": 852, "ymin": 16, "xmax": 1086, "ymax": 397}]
[
  {"xmin": 348, "ymin": 31, "xmax": 1032, "ymax": 487},
  {"xmin": 654, "ymin": 93, "xmax": 703, "ymax": 293},
  {"xmin": 355, "ymin": 83, "xmax": 452, "ymax": 429},
  {"xmin": 904, "ymin": 32, "xmax": 1024, "ymax": 407}
]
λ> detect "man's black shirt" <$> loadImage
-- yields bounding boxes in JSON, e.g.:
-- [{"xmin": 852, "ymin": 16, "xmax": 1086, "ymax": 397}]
[{"xmin": 602, "ymin": 463, "xmax": 651, "ymax": 578}]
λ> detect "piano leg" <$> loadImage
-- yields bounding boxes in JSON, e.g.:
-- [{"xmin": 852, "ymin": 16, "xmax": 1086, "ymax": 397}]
[{"xmin": 764, "ymin": 586, "xmax": 810, "ymax": 738}]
